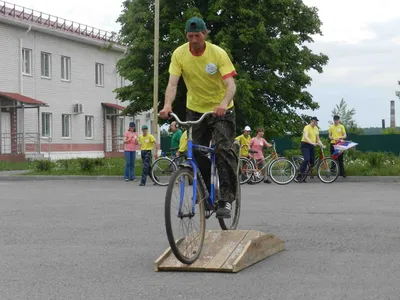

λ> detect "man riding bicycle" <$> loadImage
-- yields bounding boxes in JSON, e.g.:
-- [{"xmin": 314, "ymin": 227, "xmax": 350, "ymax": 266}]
[{"xmin": 159, "ymin": 16, "xmax": 238, "ymax": 219}]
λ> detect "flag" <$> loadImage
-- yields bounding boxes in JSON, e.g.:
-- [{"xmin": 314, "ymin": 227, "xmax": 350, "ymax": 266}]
[{"xmin": 331, "ymin": 140, "xmax": 358, "ymax": 159}]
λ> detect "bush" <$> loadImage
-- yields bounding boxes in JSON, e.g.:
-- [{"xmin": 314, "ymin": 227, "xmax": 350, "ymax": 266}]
[{"xmin": 34, "ymin": 160, "xmax": 55, "ymax": 172}]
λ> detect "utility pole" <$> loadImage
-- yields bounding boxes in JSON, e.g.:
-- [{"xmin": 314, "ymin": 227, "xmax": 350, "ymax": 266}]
[{"xmin": 152, "ymin": 0, "xmax": 160, "ymax": 140}]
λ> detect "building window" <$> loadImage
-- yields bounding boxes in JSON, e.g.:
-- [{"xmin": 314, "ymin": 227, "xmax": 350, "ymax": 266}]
[
  {"xmin": 85, "ymin": 115, "xmax": 94, "ymax": 138},
  {"xmin": 95, "ymin": 63, "xmax": 104, "ymax": 86},
  {"xmin": 150, "ymin": 120, "xmax": 153, "ymax": 134},
  {"xmin": 61, "ymin": 56, "xmax": 71, "ymax": 81},
  {"xmin": 41, "ymin": 52, "xmax": 52, "ymax": 78},
  {"xmin": 117, "ymin": 73, "xmax": 125, "ymax": 88},
  {"xmin": 22, "ymin": 48, "xmax": 32, "ymax": 75},
  {"xmin": 41, "ymin": 113, "xmax": 52, "ymax": 137},
  {"xmin": 62, "ymin": 114, "xmax": 71, "ymax": 138},
  {"xmin": 117, "ymin": 117, "xmax": 124, "ymax": 137}
]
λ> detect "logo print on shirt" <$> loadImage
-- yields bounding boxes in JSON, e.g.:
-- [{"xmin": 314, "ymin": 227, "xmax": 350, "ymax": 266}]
[
  {"xmin": 338, "ymin": 128, "xmax": 341, "ymax": 132},
  {"xmin": 205, "ymin": 63, "xmax": 218, "ymax": 75}
]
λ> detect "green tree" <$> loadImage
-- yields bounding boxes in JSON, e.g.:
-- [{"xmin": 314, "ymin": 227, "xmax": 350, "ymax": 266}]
[
  {"xmin": 115, "ymin": 0, "xmax": 329, "ymax": 136},
  {"xmin": 382, "ymin": 127, "xmax": 400, "ymax": 135},
  {"xmin": 330, "ymin": 98, "xmax": 363, "ymax": 134}
]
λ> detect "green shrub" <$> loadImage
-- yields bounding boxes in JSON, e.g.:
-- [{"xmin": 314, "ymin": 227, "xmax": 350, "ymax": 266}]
[
  {"xmin": 78, "ymin": 158, "xmax": 95, "ymax": 173},
  {"xmin": 34, "ymin": 160, "xmax": 55, "ymax": 172}
]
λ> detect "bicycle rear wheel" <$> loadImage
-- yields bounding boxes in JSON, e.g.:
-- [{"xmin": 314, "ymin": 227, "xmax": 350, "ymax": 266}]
[
  {"xmin": 317, "ymin": 158, "xmax": 339, "ymax": 183},
  {"xmin": 165, "ymin": 167, "xmax": 206, "ymax": 264},
  {"xmin": 151, "ymin": 157, "xmax": 177, "ymax": 186},
  {"xmin": 268, "ymin": 158, "xmax": 296, "ymax": 185},
  {"xmin": 238, "ymin": 157, "xmax": 254, "ymax": 185}
]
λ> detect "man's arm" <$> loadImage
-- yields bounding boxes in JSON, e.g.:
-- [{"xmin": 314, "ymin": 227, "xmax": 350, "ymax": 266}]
[
  {"xmin": 316, "ymin": 134, "xmax": 324, "ymax": 147},
  {"xmin": 328, "ymin": 127, "xmax": 333, "ymax": 141},
  {"xmin": 164, "ymin": 74, "xmax": 180, "ymax": 109},
  {"xmin": 220, "ymin": 77, "xmax": 236, "ymax": 108},
  {"xmin": 341, "ymin": 126, "xmax": 347, "ymax": 139}
]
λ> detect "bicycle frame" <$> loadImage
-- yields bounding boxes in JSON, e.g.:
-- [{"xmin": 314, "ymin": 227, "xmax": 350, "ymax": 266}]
[{"xmin": 163, "ymin": 111, "xmax": 222, "ymax": 215}]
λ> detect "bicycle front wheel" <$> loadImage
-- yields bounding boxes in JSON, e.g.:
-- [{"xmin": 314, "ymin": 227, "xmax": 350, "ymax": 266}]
[
  {"xmin": 317, "ymin": 158, "xmax": 339, "ymax": 183},
  {"xmin": 151, "ymin": 157, "xmax": 177, "ymax": 186},
  {"xmin": 268, "ymin": 158, "xmax": 296, "ymax": 185},
  {"xmin": 165, "ymin": 167, "xmax": 206, "ymax": 264}
]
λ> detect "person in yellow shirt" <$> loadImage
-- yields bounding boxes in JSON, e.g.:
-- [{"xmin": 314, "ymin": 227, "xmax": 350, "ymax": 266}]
[
  {"xmin": 296, "ymin": 117, "xmax": 325, "ymax": 181},
  {"xmin": 138, "ymin": 125, "xmax": 160, "ymax": 186},
  {"xmin": 159, "ymin": 17, "xmax": 237, "ymax": 219},
  {"xmin": 234, "ymin": 126, "xmax": 252, "ymax": 157},
  {"xmin": 329, "ymin": 115, "xmax": 347, "ymax": 177}
]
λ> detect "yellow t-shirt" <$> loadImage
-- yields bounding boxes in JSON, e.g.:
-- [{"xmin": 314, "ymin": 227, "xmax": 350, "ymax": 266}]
[
  {"xmin": 138, "ymin": 134, "xmax": 156, "ymax": 150},
  {"xmin": 301, "ymin": 125, "xmax": 319, "ymax": 144},
  {"xmin": 329, "ymin": 124, "xmax": 346, "ymax": 144},
  {"xmin": 235, "ymin": 134, "xmax": 251, "ymax": 157},
  {"xmin": 169, "ymin": 41, "xmax": 236, "ymax": 113},
  {"xmin": 178, "ymin": 131, "xmax": 188, "ymax": 153}
]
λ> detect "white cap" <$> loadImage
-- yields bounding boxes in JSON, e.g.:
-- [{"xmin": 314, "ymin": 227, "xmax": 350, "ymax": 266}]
[{"xmin": 244, "ymin": 126, "xmax": 251, "ymax": 131}]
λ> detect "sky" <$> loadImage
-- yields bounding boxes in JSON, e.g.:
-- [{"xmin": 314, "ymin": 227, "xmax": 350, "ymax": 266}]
[{"xmin": 6, "ymin": 0, "xmax": 400, "ymax": 129}]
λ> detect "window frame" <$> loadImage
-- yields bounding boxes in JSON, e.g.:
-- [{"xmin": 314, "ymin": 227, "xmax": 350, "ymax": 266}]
[
  {"xmin": 22, "ymin": 48, "xmax": 32, "ymax": 76},
  {"xmin": 95, "ymin": 63, "xmax": 104, "ymax": 87},
  {"xmin": 40, "ymin": 52, "xmax": 52, "ymax": 79},
  {"xmin": 85, "ymin": 115, "xmax": 94, "ymax": 139},
  {"xmin": 61, "ymin": 56, "xmax": 71, "ymax": 82},
  {"xmin": 41, "ymin": 112, "xmax": 52, "ymax": 138},
  {"xmin": 61, "ymin": 114, "xmax": 72, "ymax": 139}
]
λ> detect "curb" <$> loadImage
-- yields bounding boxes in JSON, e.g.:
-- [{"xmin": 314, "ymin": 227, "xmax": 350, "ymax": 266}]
[{"xmin": 0, "ymin": 174, "xmax": 400, "ymax": 183}]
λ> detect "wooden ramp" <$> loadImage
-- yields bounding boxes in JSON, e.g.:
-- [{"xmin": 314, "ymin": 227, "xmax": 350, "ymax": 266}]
[{"xmin": 154, "ymin": 230, "xmax": 284, "ymax": 273}]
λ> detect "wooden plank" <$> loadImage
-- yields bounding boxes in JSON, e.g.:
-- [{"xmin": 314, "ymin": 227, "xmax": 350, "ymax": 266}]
[
  {"xmin": 221, "ymin": 230, "xmax": 263, "ymax": 270},
  {"xmin": 205, "ymin": 230, "xmax": 248, "ymax": 271},
  {"xmin": 232, "ymin": 234, "xmax": 284, "ymax": 273},
  {"xmin": 187, "ymin": 230, "xmax": 223, "ymax": 269}
]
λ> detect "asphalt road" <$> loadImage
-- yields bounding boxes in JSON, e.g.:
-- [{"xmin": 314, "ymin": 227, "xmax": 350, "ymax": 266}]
[{"xmin": 0, "ymin": 180, "xmax": 399, "ymax": 300}]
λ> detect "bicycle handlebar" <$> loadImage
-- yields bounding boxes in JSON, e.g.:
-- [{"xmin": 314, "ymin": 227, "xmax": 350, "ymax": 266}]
[{"xmin": 158, "ymin": 110, "xmax": 233, "ymax": 126}]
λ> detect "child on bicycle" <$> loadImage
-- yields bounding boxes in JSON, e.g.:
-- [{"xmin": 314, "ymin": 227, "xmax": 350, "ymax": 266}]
[{"xmin": 249, "ymin": 128, "xmax": 273, "ymax": 184}]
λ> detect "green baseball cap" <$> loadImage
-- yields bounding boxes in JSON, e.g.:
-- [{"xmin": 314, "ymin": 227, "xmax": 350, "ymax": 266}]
[
  {"xmin": 185, "ymin": 17, "xmax": 207, "ymax": 32},
  {"xmin": 142, "ymin": 125, "xmax": 148, "ymax": 130}
]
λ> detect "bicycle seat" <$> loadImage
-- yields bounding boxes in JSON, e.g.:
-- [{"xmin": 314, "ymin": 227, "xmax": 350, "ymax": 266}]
[{"xmin": 248, "ymin": 149, "xmax": 258, "ymax": 154}]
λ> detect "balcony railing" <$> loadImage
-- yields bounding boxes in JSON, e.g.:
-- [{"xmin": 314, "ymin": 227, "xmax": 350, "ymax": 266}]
[{"xmin": 0, "ymin": 0, "xmax": 121, "ymax": 44}]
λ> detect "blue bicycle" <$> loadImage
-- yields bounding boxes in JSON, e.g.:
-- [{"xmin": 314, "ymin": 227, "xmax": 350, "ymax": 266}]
[{"xmin": 161, "ymin": 111, "xmax": 241, "ymax": 264}]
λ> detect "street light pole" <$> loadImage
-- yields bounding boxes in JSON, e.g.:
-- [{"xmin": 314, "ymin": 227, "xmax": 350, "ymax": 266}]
[{"xmin": 153, "ymin": 0, "xmax": 160, "ymax": 140}]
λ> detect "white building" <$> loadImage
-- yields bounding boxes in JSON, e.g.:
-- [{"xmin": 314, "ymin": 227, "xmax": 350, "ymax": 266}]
[{"xmin": 0, "ymin": 1, "xmax": 159, "ymax": 161}]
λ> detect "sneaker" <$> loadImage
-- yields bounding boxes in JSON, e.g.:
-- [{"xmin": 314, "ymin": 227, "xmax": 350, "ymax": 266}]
[
  {"xmin": 124, "ymin": 179, "xmax": 129, "ymax": 182},
  {"xmin": 264, "ymin": 178, "xmax": 271, "ymax": 184},
  {"xmin": 216, "ymin": 202, "xmax": 231, "ymax": 219},
  {"xmin": 139, "ymin": 183, "xmax": 145, "ymax": 186}
]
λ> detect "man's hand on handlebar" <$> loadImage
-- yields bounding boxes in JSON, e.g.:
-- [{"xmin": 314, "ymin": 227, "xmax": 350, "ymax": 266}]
[
  {"xmin": 159, "ymin": 104, "xmax": 172, "ymax": 119},
  {"xmin": 213, "ymin": 103, "xmax": 228, "ymax": 117}
]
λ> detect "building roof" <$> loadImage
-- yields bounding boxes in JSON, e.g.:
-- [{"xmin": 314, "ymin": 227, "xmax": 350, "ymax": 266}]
[
  {"xmin": 0, "ymin": 1, "xmax": 126, "ymax": 51},
  {"xmin": 101, "ymin": 102, "xmax": 126, "ymax": 111},
  {"xmin": 0, "ymin": 91, "xmax": 47, "ymax": 106}
]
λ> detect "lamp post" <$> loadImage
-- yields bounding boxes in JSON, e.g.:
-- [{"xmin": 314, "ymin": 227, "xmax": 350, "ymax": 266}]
[{"xmin": 153, "ymin": 0, "xmax": 160, "ymax": 139}]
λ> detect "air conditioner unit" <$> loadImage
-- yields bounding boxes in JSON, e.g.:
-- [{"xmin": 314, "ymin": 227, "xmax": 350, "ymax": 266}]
[{"xmin": 73, "ymin": 103, "xmax": 84, "ymax": 114}]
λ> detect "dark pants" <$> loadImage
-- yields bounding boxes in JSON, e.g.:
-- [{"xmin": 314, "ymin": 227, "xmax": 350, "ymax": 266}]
[
  {"xmin": 187, "ymin": 109, "xmax": 237, "ymax": 203},
  {"xmin": 124, "ymin": 151, "xmax": 136, "ymax": 180},
  {"xmin": 299, "ymin": 142, "xmax": 315, "ymax": 174},
  {"xmin": 330, "ymin": 144, "xmax": 345, "ymax": 176},
  {"xmin": 141, "ymin": 150, "xmax": 152, "ymax": 184}
]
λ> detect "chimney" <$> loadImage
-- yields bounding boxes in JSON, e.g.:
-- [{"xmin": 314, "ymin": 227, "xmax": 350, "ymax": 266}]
[
  {"xmin": 390, "ymin": 100, "xmax": 396, "ymax": 128},
  {"xmin": 382, "ymin": 119, "xmax": 385, "ymax": 129}
]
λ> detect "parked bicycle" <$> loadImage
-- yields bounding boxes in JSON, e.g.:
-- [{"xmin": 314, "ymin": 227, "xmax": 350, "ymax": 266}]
[
  {"xmin": 151, "ymin": 148, "xmax": 184, "ymax": 186},
  {"xmin": 292, "ymin": 145, "xmax": 339, "ymax": 184},
  {"xmin": 161, "ymin": 111, "xmax": 241, "ymax": 264},
  {"xmin": 238, "ymin": 140, "xmax": 296, "ymax": 185}
]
